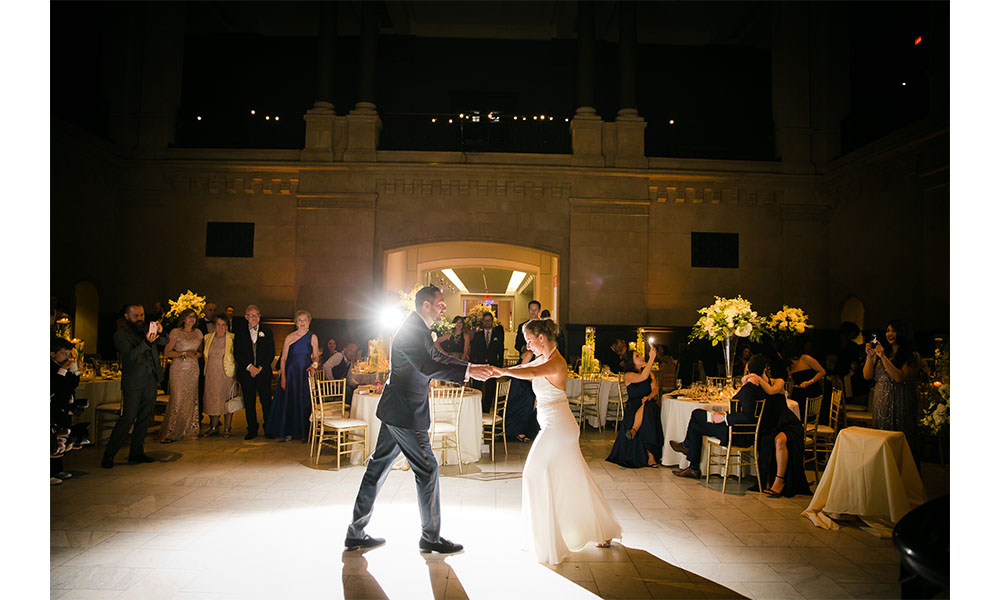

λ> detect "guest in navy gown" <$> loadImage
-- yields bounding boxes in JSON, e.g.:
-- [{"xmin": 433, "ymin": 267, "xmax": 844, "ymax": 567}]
[
  {"xmin": 503, "ymin": 351, "xmax": 540, "ymax": 443},
  {"xmin": 606, "ymin": 347, "xmax": 664, "ymax": 468},
  {"xmin": 267, "ymin": 310, "xmax": 320, "ymax": 442}
]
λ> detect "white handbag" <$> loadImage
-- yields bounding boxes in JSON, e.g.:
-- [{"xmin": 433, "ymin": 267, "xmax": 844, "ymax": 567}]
[{"xmin": 224, "ymin": 381, "xmax": 244, "ymax": 414}]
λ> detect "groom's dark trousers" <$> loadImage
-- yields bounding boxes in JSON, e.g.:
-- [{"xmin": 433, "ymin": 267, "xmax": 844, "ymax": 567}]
[{"xmin": 346, "ymin": 310, "xmax": 468, "ymax": 543}]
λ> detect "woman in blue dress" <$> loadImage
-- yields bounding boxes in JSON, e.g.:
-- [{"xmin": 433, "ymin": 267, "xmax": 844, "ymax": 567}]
[
  {"xmin": 606, "ymin": 346, "xmax": 663, "ymax": 468},
  {"xmin": 266, "ymin": 310, "xmax": 320, "ymax": 442}
]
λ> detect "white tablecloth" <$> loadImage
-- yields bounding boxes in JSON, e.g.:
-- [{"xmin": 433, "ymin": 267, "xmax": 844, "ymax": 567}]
[
  {"xmin": 349, "ymin": 387, "xmax": 483, "ymax": 466},
  {"xmin": 659, "ymin": 394, "xmax": 801, "ymax": 474},
  {"xmin": 349, "ymin": 371, "xmax": 386, "ymax": 387},
  {"xmin": 75, "ymin": 378, "xmax": 123, "ymax": 442},
  {"xmin": 565, "ymin": 376, "xmax": 619, "ymax": 428},
  {"xmin": 803, "ymin": 426, "xmax": 926, "ymax": 536}
]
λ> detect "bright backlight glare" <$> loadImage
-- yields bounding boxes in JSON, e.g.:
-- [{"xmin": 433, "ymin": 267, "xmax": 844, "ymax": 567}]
[{"xmin": 380, "ymin": 306, "xmax": 405, "ymax": 330}]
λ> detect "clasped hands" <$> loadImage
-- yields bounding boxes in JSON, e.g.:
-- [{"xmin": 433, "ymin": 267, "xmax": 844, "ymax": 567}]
[{"xmin": 468, "ymin": 364, "xmax": 505, "ymax": 381}]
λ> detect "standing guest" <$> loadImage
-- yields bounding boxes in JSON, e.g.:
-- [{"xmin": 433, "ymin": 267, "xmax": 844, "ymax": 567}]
[
  {"xmin": 606, "ymin": 347, "xmax": 663, "ymax": 468},
  {"xmin": 225, "ymin": 305, "xmax": 236, "ymax": 322},
  {"xmin": 435, "ymin": 316, "xmax": 471, "ymax": 360},
  {"xmin": 51, "ymin": 337, "xmax": 81, "ymax": 483},
  {"xmin": 345, "ymin": 285, "xmax": 493, "ymax": 554},
  {"xmin": 267, "ymin": 310, "xmax": 320, "ymax": 442},
  {"xmin": 864, "ymin": 320, "xmax": 922, "ymax": 465},
  {"xmin": 147, "ymin": 301, "xmax": 165, "ymax": 325},
  {"xmin": 195, "ymin": 302, "xmax": 217, "ymax": 419},
  {"xmin": 504, "ymin": 350, "xmax": 540, "ymax": 443},
  {"xmin": 234, "ymin": 305, "xmax": 275, "ymax": 440},
  {"xmin": 203, "ymin": 315, "xmax": 237, "ymax": 437},
  {"xmin": 598, "ymin": 338, "xmax": 627, "ymax": 374},
  {"xmin": 198, "ymin": 303, "xmax": 218, "ymax": 335},
  {"xmin": 158, "ymin": 309, "xmax": 203, "ymax": 443},
  {"xmin": 470, "ymin": 311, "xmax": 505, "ymax": 411},
  {"xmin": 786, "ymin": 341, "xmax": 826, "ymax": 403},
  {"xmin": 539, "ymin": 310, "xmax": 566, "ymax": 353},
  {"xmin": 515, "ymin": 300, "xmax": 542, "ymax": 357},
  {"xmin": 834, "ymin": 321, "xmax": 867, "ymax": 400},
  {"xmin": 102, "ymin": 304, "xmax": 168, "ymax": 469}
]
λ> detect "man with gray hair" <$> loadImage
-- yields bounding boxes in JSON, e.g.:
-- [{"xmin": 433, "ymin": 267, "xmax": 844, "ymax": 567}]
[{"xmin": 233, "ymin": 304, "xmax": 275, "ymax": 440}]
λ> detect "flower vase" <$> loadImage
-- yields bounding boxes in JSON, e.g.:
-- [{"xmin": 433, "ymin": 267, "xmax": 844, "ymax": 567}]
[{"xmin": 723, "ymin": 334, "xmax": 734, "ymax": 384}]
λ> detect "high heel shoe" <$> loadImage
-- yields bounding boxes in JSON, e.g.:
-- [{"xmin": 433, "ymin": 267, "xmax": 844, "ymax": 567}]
[
  {"xmin": 763, "ymin": 475, "xmax": 785, "ymax": 497},
  {"xmin": 223, "ymin": 428, "xmax": 231, "ymax": 438},
  {"xmin": 203, "ymin": 426, "xmax": 219, "ymax": 437}
]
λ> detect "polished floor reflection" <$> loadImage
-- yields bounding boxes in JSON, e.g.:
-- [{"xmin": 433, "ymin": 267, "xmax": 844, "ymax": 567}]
[{"xmin": 52, "ymin": 417, "xmax": 945, "ymax": 599}]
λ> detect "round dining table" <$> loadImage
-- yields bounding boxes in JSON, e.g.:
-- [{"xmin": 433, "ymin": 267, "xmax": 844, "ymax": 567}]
[
  {"xmin": 565, "ymin": 374, "xmax": 620, "ymax": 428},
  {"xmin": 349, "ymin": 386, "xmax": 484, "ymax": 467},
  {"xmin": 74, "ymin": 376, "xmax": 123, "ymax": 443},
  {"xmin": 659, "ymin": 392, "xmax": 800, "ymax": 475}
]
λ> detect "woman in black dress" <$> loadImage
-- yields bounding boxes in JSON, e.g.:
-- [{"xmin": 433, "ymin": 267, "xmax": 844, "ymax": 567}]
[
  {"xmin": 786, "ymin": 341, "xmax": 826, "ymax": 403},
  {"xmin": 435, "ymin": 315, "xmax": 471, "ymax": 360},
  {"xmin": 742, "ymin": 359, "xmax": 810, "ymax": 497},
  {"xmin": 606, "ymin": 347, "xmax": 664, "ymax": 468}
]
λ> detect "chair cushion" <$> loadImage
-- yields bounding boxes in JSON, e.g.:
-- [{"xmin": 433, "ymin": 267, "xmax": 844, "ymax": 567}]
[
  {"xmin": 844, "ymin": 404, "xmax": 868, "ymax": 412},
  {"xmin": 814, "ymin": 425, "xmax": 835, "ymax": 435},
  {"xmin": 322, "ymin": 418, "xmax": 366, "ymax": 428},
  {"xmin": 482, "ymin": 414, "xmax": 500, "ymax": 425},
  {"xmin": 845, "ymin": 411, "xmax": 873, "ymax": 420},
  {"xmin": 569, "ymin": 394, "xmax": 598, "ymax": 405},
  {"xmin": 431, "ymin": 422, "xmax": 457, "ymax": 433},
  {"xmin": 706, "ymin": 436, "xmax": 722, "ymax": 445}
]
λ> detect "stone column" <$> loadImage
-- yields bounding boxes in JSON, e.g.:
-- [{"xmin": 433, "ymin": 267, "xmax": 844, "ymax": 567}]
[
  {"xmin": 771, "ymin": 3, "xmax": 812, "ymax": 172},
  {"xmin": 613, "ymin": 1, "xmax": 647, "ymax": 168},
  {"xmin": 345, "ymin": 1, "xmax": 380, "ymax": 162},
  {"xmin": 302, "ymin": 2, "xmax": 339, "ymax": 162},
  {"xmin": 571, "ymin": 1, "xmax": 603, "ymax": 167}
]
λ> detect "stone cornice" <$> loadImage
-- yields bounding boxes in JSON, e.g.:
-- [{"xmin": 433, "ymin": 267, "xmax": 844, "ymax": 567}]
[
  {"xmin": 569, "ymin": 197, "xmax": 651, "ymax": 216},
  {"xmin": 296, "ymin": 193, "xmax": 377, "ymax": 210}
]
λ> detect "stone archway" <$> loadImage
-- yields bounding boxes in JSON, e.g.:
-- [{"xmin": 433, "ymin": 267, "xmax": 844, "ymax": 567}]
[{"xmin": 384, "ymin": 241, "xmax": 560, "ymax": 351}]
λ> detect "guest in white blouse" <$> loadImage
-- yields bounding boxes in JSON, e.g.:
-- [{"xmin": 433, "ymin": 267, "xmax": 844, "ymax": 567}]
[{"xmin": 322, "ymin": 338, "xmax": 345, "ymax": 380}]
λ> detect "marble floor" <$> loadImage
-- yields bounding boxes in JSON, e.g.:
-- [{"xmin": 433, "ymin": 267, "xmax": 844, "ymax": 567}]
[{"xmin": 50, "ymin": 417, "xmax": 947, "ymax": 600}]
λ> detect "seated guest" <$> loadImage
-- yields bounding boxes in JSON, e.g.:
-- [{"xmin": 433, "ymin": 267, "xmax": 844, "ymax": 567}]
[
  {"xmin": 51, "ymin": 337, "xmax": 81, "ymax": 484},
  {"xmin": 741, "ymin": 361, "xmax": 810, "ymax": 497},
  {"xmin": 669, "ymin": 354, "xmax": 770, "ymax": 479},
  {"xmin": 655, "ymin": 345, "xmax": 677, "ymax": 390},
  {"xmin": 733, "ymin": 344, "xmax": 751, "ymax": 382},
  {"xmin": 321, "ymin": 337, "xmax": 342, "ymax": 379},
  {"xmin": 597, "ymin": 338, "xmax": 627, "ymax": 374},
  {"xmin": 435, "ymin": 316, "xmax": 471, "ymax": 360},
  {"xmin": 607, "ymin": 347, "xmax": 664, "ymax": 468},
  {"xmin": 503, "ymin": 350, "xmax": 540, "ymax": 443}
]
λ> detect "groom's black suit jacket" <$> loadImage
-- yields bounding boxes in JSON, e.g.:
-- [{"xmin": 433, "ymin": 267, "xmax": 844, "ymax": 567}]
[{"xmin": 376, "ymin": 312, "xmax": 469, "ymax": 430}]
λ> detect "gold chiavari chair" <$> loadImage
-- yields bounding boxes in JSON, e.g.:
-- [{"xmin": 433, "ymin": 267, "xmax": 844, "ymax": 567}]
[
  {"xmin": 802, "ymin": 394, "xmax": 824, "ymax": 483},
  {"xmin": 704, "ymin": 399, "xmax": 765, "ymax": 494},
  {"xmin": 309, "ymin": 377, "xmax": 347, "ymax": 456},
  {"xmin": 430, "ymin": 385, "xmax": 465, "ymax": 473},
  {"xmin": 568, "ymin": 374, "xmax": 601, "ymax": 433},
  {"xmin": 607, "ymin": 374, "xmax": 627, "ymax": 433},
  {"xmin": 309, "ymin": 374, "xmax": 366, "ymax": 470},
  {"xmin": 483, "ymin": 377, "xmax": 511, "ymax": 460}
]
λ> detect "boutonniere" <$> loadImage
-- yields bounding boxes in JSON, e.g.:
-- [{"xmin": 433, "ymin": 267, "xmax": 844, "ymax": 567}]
[{"xmin": 257, "ymin": 331, "xmax": 265, "ymax": 338}]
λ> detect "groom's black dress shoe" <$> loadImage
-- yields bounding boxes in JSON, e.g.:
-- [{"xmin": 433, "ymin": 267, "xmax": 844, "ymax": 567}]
[
  {"xmin": 344, "ymin": 535, "xmax": 385, "ymax": 551},
  {"xmin": 419, "ymin": 537, "xmax": 464, "ymax": 555}
]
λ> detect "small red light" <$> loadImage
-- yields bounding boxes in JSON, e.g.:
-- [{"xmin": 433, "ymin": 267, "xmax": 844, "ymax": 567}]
[
  {"xmin": 485, "ymin": 295, "xmax": 492, "ymax": 299},
  {"xmin": 914, "ymin": 36, "xmax": 922, "ymax": 45}
]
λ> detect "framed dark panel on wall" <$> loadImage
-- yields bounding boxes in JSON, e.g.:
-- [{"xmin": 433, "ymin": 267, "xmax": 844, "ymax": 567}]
[
  {"xmin": 206, "ymin": 222, "xmax": 255, "ymax": 257},
  {"xmin": 691, "ymin": 232, "xmax": 739, "ymax": 268}
]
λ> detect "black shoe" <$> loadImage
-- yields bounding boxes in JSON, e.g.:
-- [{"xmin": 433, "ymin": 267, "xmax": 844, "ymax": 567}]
[
  {"xmin": 127, "ymin": 454, "xmax": 155, "ymax": 464},
  {"xmin": 244, "ymin": 432, "xmax": 258, "ymax": 441},
  {"xmin": 419, "ymin": 537, "xmax": 464, "ymax": 555},
  {"xmin": 669, "ymin": 440, "xmax": 688, "ymax": 454},
  {"xmin": 100, "ymin": 456, "xmax": 114, "ymax": 469},
  {"xmin": 344, "ymin": 534, "xmax": 386, "ymax": 551}
]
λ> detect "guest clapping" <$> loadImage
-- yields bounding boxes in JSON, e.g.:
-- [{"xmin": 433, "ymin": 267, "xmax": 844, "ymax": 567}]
[
  {"xmin": 864, "ymin": 320, "xmax": 921, "ymax": 462},
  {"xmin": 606, "ymin": 347, "xmax": 664, "ymax": 468},
  {"xmin": 158, "ymin": 309, "xmax": 203, "ymax": 443},
  {"xmin": 203, "ymin": 315, "xmax": 237, "ymax": 437}
]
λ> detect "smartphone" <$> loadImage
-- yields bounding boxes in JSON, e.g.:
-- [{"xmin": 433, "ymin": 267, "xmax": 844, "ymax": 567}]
[
  {"xmin": 148, "ymin": 321, "xmax": 158, "ymax": 337},
  {"xmin": 870, "ymin": 333, "xmax": 878, "ymax": 346}
]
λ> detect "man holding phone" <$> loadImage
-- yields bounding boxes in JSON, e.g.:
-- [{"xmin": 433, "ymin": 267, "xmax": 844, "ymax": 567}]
[{"xmin": 101, "ymin": 304, "xmax": 168, "ymax": 469}]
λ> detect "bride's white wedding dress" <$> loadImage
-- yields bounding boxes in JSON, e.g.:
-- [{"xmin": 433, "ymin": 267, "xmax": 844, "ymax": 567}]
[{"xmin": 522, "ymin": 375, "xmax": 622, "ymax": 564}]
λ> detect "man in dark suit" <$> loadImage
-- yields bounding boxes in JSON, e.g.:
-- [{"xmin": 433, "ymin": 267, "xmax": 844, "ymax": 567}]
[
  {"xmin": 102, "ymin": 304, "xmax": 168, "ymax": 469},
  {"xmin": 668, "ymin": 354, "xmax": 768, "ymax": 478},
  {"xmin": 233, "ymin": 304, "xmax": 275, "ymax": 440},
  {"xmin": 345, "ymin": 286, "xmax": 493, "ymax": 554},
  {"xmin": 598, "ymin": 338, "xmax": 627, "ymax": 373},
  {"xmin": 469, "ymin": 311, "xmax": 505, "ymax": 411},
  {"xmin": 51, "ymin": 337, "xmax": 82, "ymax": 483},
  {"xmin": 514, "ymin": 300, "xmax": 541, "ymax": 357}
]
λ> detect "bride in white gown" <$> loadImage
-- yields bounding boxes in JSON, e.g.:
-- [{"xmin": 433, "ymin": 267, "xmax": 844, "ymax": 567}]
[{"xmin": 492, "ymin": 318, "xmax": 622, "ymax": 564}]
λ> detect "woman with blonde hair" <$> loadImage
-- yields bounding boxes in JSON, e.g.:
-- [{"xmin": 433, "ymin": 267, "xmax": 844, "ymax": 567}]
[
  {"xmin": 266, "ymin": 310, "xmax": 320, "ymax": 442},
  {"xmin": 203, "ymin": 314, "xmax": 237, "ymax": 437},
  {"xmin": 159, "ymin": 309, "xmax": 203, "ymax": 443}
]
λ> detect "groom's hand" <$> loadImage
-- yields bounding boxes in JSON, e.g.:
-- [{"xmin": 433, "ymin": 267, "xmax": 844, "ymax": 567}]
[{"xmin": 468, "ymin": 364, "xmax": 493, "ymax": 381}]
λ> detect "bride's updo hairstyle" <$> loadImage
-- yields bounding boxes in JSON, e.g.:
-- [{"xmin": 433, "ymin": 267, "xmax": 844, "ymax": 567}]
[{"xmin": 522, "ymin": 318, "xmax": 560, "ymax": 348}]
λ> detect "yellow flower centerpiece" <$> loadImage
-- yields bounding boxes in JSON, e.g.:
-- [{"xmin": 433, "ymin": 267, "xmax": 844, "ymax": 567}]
[{"xmin": 162, "ymin": 290, "xmax": 206, "ymax": 331}]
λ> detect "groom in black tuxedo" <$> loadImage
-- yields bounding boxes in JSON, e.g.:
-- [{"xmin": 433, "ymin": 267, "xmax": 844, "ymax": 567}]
[
  {"xmin": 346, "ymin": 285, "xmax": 493, "ymax": 554},
  {"xmin": 233, "ymin": 304, "xmax": 275, "ymax": 440}
]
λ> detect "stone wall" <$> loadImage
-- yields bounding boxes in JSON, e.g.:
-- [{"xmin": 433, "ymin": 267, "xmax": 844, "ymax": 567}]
[{"xmin": 50, "ymin": 116, "xmax": 949, "ymax": 354}]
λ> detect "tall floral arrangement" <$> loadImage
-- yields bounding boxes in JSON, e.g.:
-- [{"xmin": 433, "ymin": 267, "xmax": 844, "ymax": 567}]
[
  {"xmin": 161, "ymin": 290, "xmax": 206, "ymax": 331},
  {"xmin": 920, "ymin": 382, "xmax": 949, "ymax": 435},
  {"xmin": 689, "ymin": 296, "xmax": 765, "ymax": 345},
  {"xmin": 766, "ymin": 305, "xmax": 813, "ymax": 343}
]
